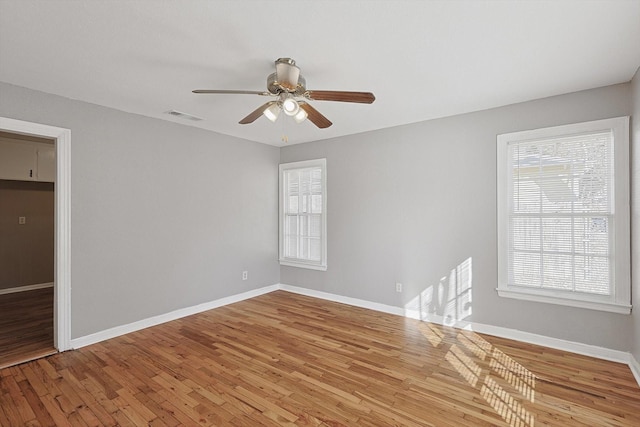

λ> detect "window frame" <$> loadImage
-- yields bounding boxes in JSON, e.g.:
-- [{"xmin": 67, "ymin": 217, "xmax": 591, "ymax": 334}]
[
  {"xmin": 497, "ymin": 117, "xmax": 630, "ymax": 314},
  {"xmin": 279, "ymin": 158, "xmax": 327, "ymax": 271}
]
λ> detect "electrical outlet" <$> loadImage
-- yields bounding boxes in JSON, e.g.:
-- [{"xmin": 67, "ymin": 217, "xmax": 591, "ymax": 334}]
[
  {"xmin": 395, "ymin": 282, "xmax": 402, "ymax": 293},
  {"xmin": 18, "ymin": 216, "xmax": 26, "ymax": 225},
  {"xmin": 242, "ymin": 271, "xmax": 248, "ymax": 281}
]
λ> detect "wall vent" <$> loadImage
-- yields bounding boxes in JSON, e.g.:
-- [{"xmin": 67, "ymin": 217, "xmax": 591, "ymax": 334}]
[{"xmin": 165, "ymin": 110, "xmax": 203, "ymax": 121}]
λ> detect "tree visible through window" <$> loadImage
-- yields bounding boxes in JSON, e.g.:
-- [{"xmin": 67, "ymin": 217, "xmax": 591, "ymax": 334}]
[{"xmin": 497, "ymin": 117, "xmax": 630, "ymax": 313}]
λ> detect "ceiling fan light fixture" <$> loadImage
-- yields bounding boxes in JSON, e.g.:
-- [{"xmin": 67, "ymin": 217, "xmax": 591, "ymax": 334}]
[
  {"xmin": 263, "ymin": 103, "xmax": 281, "ymax": 122},
  {"xmin": 282, "ymin": 98, "xmax": 300, "ymax": 116},
  {"xmin": 193, "ymin": 57, "xmax": 374, "ymax": 130},
  {"xmin": 293, "ymin": 108, "xmax": 308, "ymax": 123}
]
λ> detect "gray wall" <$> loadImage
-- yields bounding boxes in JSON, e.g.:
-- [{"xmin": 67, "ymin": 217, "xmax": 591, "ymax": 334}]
[
  {"xmin": 1, "ymin": 78, "xmax": 635, "ymax": 354},
  {"xmin": 631, "ymin": 67, "xmax": 640, "ymax": 363},
  {"xmin": 0, "ymin": 180, "xmax": 54, "ymax": 289},
  {"xmin": 281, "ymin": 83, "xmax": 633, "ymax": 352},
  {"xmin": 0, "ymin": 82, "xmax": 280, "ymax": 338}
]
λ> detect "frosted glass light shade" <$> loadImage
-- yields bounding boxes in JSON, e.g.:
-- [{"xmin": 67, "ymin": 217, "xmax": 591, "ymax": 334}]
[
  {"xmin": 294, "ymin": 108, "xmax": 308, "ymax": 123},
  {"xmin": 282, "ymin": 98, "xmax": 300, "ymax": 116},
  {"xmin": 263, "ymin": 103, "xmax": 281, "ymax": 122}
]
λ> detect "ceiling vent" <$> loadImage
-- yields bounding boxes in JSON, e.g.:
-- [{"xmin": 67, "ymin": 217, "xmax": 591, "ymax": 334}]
[{"xmin": 165, "ymin": 110, "xmax": 203, "ymax": 121}]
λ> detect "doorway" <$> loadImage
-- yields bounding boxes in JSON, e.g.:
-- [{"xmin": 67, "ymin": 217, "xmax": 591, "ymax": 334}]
[
  {"xmin": 0, "ymin": 140, "xmax": 55, "ymax": 366},
  {"xmin": 0, "ymin": 117, "xmax": 71, "ymax": 368}
]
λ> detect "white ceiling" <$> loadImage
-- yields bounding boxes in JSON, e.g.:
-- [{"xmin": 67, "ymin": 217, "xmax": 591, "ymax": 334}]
[{"xmin": 1, "ymin": 1, "xmax": 639, "ymax": 147}]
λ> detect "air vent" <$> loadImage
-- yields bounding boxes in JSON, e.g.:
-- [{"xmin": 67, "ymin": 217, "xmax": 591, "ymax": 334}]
[{"xmin": 165, "ymin": 110, "xmax": 203, "ymax": 121}]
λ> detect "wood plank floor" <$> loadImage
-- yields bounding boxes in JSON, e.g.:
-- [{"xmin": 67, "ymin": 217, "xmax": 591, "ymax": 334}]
[
  {"xmin": 1, "ymin": 290, "xmax": 638, "ymax": 426},
  {"xmin": 0, "ymin": 287, "xmax": 56, "ymax": 370}
]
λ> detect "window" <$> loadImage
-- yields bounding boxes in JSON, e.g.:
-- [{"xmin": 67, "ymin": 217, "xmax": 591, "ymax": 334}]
[
  {"xmin": 497, "ymin": 117, "xmax": 630, "ymax": 313},
  {"xmin": 279, "ymin": 159, "xmax": 327, "ymax": 270}
]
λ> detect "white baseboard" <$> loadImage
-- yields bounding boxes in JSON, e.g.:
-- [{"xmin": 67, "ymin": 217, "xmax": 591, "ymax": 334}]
[
  {"xmin": 0, "ymin": 282, "xmax": 53, "ymax": 295},
  {"xmin": 279, "ymin": 283, "xmax": 638, "ymax": 386},
  {"xmin": 279, "ymin": 284, "xmax": 406, "ymax": 317},
  {"xmin": 630, "ymin": 353, "xmax": 640, "ymax": 386},
  {"xmin": 70, "ymin": 284, "xmax": 279, "ymax": 349},
  {"xmin": 465, "ymin": 322, "xmax": 629, "ymax": 364},
  {"xmin": 68, "ymin": 282, "xmax": 640, "ymax": 388}
]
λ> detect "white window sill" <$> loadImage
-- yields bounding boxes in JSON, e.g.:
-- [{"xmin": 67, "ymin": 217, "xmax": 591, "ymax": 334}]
[
  {"xmin": 279, "ymin": 260, "xmax": 327, "ymax": 271},
  {"xmin": 497, "ymin": 288, "xmax": 631, "ymax": 314}
]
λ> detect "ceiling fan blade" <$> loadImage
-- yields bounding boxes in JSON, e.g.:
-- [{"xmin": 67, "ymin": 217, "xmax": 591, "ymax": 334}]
[
  {"xmin": 239, "ymin": 101, "xmax": 276, "ymax": 124},
  {"xmin": 193, "ymin": 89, "xmax": 269, "ymax": 95},
  {"xmin": 306, "ymin": 90, "xmax": 375, "ymax": 104},
  {"xmin": 299, "ymin": 102, "xmax": 332, "ymax": 129}
]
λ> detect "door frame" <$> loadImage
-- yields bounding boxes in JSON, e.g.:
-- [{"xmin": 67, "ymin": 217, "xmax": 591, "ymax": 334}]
[{"xmin": 0, "ymin": 117, "xmax": 71, "ymax": 351}]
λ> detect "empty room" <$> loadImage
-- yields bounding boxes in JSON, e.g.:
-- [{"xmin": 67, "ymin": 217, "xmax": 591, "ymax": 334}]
[{"xmin": 0, "ymin": 0, "xmax": 639, "ymax": 426}]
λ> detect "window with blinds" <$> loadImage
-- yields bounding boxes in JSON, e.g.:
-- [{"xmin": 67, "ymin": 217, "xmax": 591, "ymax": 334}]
[
  {"xmin": 279, "ymin": 159, "xmax": 327, "ymax": 270},
  {"xmin": 509, "ymin": 131, "xmax": 612, "ymax": 294},
  {"xmin": 497, "ymin": 117, "xmax": 630, "ymax": 314}
]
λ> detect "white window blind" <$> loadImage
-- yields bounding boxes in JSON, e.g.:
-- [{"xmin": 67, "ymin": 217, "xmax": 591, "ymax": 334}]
[
  {"xmin": 509, "ymin": 131, "xmax": 612, "ymax": 294},
  {"xmin": 497, "ymin": 117, "xmax": 630, "ymax": 314},
  {"xmin": 279, "ymin": 159, "xmax": 327, "ymax": 270}
]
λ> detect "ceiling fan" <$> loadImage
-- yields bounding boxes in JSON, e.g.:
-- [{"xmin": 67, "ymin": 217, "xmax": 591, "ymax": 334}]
[{"xmin": 193, "ymin": 58, "xmax": 375, "ymax": 129}]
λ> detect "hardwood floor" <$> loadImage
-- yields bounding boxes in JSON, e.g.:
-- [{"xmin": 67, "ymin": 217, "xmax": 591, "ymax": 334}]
[
  {"xmin": 1, "ymin": 290, "xmax": 638, "ymax": 426},
  {"xmin": 0, "ymin": 287, "xmax": 56, "ymax": 370}
]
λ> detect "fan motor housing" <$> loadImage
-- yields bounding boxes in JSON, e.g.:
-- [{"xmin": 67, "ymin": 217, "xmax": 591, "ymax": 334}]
[{"xmin": 267, "ymin": 72, "xmax": 306, "ymax": 95}]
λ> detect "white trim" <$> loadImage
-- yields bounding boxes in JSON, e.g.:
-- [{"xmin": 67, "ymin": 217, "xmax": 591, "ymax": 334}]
[
  {"xmin": 70, "ymin": 284, "xmax": 279, "ymax": 349},
  {"xmin": 279, "ymin": 261, "xmax": 327, "ymax": 271},
  {"xmin": 496, "ymin": 116, "xmax": 631, "ymax": 313},
  {"xmin": 64, "ymin": 282, "xmax": 639, "ymax": 387},
  {"xmin": 279, "ymin": 283, "xmax": 638, "ymax": 386},
  {"xmin": 0, "ymin": 282, "xmax": 54, "ymax": 295},
  {"xmin": 629, "ymin": 353, "xmax": 640, "ymax": 387},
  {"xmin": 496, "ymin": 288, "xmax": 632, "ymax": 314},
  {"xmin": 279, "ymin": 158, "xmax": 328, "ymax": 271},
  {"xmin": 279, "ymin": 284, "xmax": 406, "ymax": 316},
  {"xmin": 466, "ymin": 321, "xmax": 628, "ymax": 364},
  {"xmin": 0, "ymin": 117, "xmax": 72, "ymax": 352}
]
